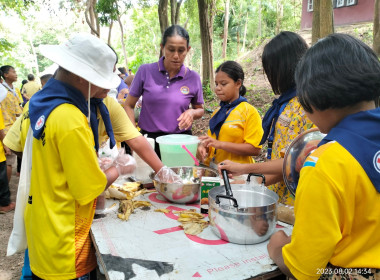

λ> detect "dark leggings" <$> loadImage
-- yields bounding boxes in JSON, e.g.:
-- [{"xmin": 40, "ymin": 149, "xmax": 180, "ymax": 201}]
[
  {"xmin": 139, "ymin": 130, "xmax": 192, "ymax": 159},
  {"xmin": 17, "ymin": 156, "xmax": 22, "ymax": 173},
  {"xmin": 0, "ymin": 161, "xmax": 10, "ymax": 206}
]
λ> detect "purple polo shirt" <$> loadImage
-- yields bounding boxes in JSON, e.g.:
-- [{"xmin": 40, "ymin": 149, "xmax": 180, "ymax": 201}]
[{"xmin": 129, "ymin": 57, "xmax": 204, "ymax": 133}]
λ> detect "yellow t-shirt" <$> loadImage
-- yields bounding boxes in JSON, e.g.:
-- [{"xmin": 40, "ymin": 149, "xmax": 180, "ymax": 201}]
[
  {"xmin": 25, "ymin": 104, "xmax": 107, "ymax": 279},
  {"xmin": 98, "ymin": 96, "xmax": 140, "ymax": 146},
  {"xmin": 16, "ymin": 87, "xmax": 23, "ymax": 104},
  {"xmin": 22, "ymin": 81, "xmax": 41, "ymax": 99},
  {"xmin": 283, "ymin": 142, "xmax": 380, "ymax": 280},
  {"xmin": 3, "ymin": 102, "xmax": 29, "ymax": 152},
  {"xmin": 0, "ymin": 108, "xmax": 6, "ymax": 163},
  {"xmin": 204, "ymin": 102, "xmax": 263, "ymax": 165},
  {"xmin": 4, "ymin": 96, "xmax": 141, "ymax": 153},
  {"xmin": 268, "ymin": 97, "xmax": 314, "ymax": 206},
  {"xmin": 0, "ymin": 91, "xmax": 23, "ymax": 134}
]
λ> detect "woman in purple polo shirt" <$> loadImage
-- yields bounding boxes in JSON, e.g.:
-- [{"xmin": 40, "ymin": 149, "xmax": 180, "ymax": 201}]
[{"xmin": 124, "ymin": 25, "xmax": 204, "ymax": 158}]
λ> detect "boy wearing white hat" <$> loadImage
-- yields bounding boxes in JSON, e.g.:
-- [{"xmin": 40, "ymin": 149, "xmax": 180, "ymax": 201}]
[{"xmin": 25, "ymin": 33, "xmax": 124, "ymax": 279}]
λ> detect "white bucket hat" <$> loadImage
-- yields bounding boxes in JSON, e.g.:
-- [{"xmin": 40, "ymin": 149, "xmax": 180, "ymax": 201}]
[{"xmin": 39, "ymin": 33, "xmax": 120, "ymax": 89}]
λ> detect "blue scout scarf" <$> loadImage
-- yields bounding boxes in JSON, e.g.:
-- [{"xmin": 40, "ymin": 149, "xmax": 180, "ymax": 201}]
[
  {"xmin": 259, "ymin": 88, "xmax": 297, "ymax": 145},
  {"xmin": 209, "ymin": 95, "xmax": 247, "ymax": 138},
  {"xmin": 29, "ymin": 78, "xmax": 115, "ymax": 152},
  {"xmin": 90, "ymin": 98, "xmax": 116, "ymax": 151},
  {"xmin": 318, "ymin": 107, "xmax": 380, "ymax": 191}
]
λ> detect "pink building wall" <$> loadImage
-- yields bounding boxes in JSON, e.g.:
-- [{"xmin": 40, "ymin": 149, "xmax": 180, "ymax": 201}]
[{"xmin": 301, "ymin": 0, "xmax": 374, "ymax": 29}]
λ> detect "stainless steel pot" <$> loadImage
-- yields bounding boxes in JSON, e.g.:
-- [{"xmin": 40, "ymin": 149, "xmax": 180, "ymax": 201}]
[
  {"xmin": 151, "ymin": 166, "xmax": 219, "ymax": 204},
  {"xmin": 283, "ymin": 128, "xmax": 326, "ymax": 197},
  {"xmin": 208, "ymin": 173, "xmax": 279, "ymax": 244}
]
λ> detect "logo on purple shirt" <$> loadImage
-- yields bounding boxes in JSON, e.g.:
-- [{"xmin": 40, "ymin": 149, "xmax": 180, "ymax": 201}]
[{"xmin": 180, "ymin": 86, "xmax": 190, "ymax": 95}]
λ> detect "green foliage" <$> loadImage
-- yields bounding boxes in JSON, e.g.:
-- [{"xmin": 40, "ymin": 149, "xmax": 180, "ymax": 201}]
[
  {"xmin": 96, "ymin": 0, "xmax": 119, "ymax": 25},
  {"xmin": 213, "ymin": 59, "xmax": 224, "ymax": 70},
  {"xmin": 261, "ymin": 1, "xmax": 277, "ymax": 37},
  {"xmin": 202, "ymin": 80, "xmax": 215, "ymax": 102},
  {"xmin": 353, "ymin": 24, "xmax": 373, "ymax": 47},
  {"xmin": 0, "ymin": 0, "xmax": 364, "ymax": 90},
  {"xmin": 128, "ymin": 52, "xmax": 156, "ymax": 74},
  {"xmin": 202, "ymin": 81, "xmax": 219, "ymax": 110},
  {"xmin": 33, "ymin": 31, "xmax": 61, "ymax": 73},
  {"xmin": 247, "ymin": 83, "xmax": 257, "ymax": 92},
  {"xmin": 123, "ymin": 6, "xmax": 160, "ymax": 61},
  {"xmin": 211, "ymin": 0, "xmax": 302, "ymax": 61},
  {"xmin": 242, "ymin": 57, "xmax": 252, "ymax": 64},
  {"xmin": 0, "ymin": 0, "xmax": 35, "ymax": 18},
  {"xmin": 0, "ymin": 38, "xmax": 14, "ymax": 54}
]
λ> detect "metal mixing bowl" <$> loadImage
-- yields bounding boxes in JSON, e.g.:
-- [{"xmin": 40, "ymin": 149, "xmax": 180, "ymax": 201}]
[
  {"xmin": 151, "ymin": 166, "xmax": 219, "ymax": 204},
  {"xmin": 283, "ymin": 128, "xmax": 326, "ymax": 196}
]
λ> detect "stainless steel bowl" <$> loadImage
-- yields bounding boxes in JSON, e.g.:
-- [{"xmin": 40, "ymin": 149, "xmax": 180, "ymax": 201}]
[
  {"xmin": 152, "ymin": 166, "xmax": 219, "ymax": 204},
  {"xmin": 283, "ymin": 128, "xmax": 326, "ymax": 196},
  {"xmin": 209, "ymin": 183, "xmax": 279, "ymax": 244}
]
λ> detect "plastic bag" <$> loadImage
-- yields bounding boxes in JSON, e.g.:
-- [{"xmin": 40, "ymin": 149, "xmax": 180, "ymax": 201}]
[
  {"xmin": 7, "ymin": 127, "xmax": 33, "ymax": 256},
  {"xmin": 98, "ymin": 139, "xmax": 119, "ymax": 170},
  {"xmin": 277, "ymin": 203, "xmax": 295, "ymax": 225},
  {"xmin": 114, "ymin": 149, "xmax": 136, "ymax": 176},
  {"xmin": 154, "ymin": 166, "xmax": 183, "ymax": 184},
  {"xmin": 98, "ymin": 141, "xmax": 136, "ymax": 176}
]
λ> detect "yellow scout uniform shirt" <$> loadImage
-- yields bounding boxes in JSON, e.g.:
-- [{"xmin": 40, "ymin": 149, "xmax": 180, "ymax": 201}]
[
  {"xmin": 268, "ymin": 97, "xmax": 314, "ymax": 206},
  {"xmin": 204, "ymin": 102, "xmax": 263, "ymax": 165},
  {"xmin": 0, "ymin": 91, "xmax": 23, "ymax": 134},
  {"xmin": 283, "ymin": 142, "xmax": 380, "ymax": 280},
  {"xmin": 4, "ymin": 96, "xmax": 141, "ymax": 153},
  {"xmin": 0, "ymin": 108, "xmax": 6, "ymax": 163},
  {"xmin": 25, "ymin": 104, "xmax": 107, "ymax": 279}
]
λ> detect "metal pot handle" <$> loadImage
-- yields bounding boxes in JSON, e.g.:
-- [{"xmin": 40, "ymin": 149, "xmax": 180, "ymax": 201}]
[
  {"xmin": 246, "ymin": 173, "xmax": 266, "ymax": 185},
  {"xmin": 215, "ymin": 194, "xmax": 239, "ymax": 208},
  {"xmin": 216, "ymin": 168, "xmax": 239, "ymax": 208}
]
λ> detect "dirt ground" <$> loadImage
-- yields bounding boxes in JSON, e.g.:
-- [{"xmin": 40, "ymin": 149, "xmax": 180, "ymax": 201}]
[
  {"xmin": 0, "ymin": 23, "xmax": 372, "ymax": 280},
  {"xmin": 0, "ymin": 163, "xmax": 24, "ymax": 280}
]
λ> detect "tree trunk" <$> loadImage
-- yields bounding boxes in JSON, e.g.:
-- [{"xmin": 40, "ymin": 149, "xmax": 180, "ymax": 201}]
[
  {"xmin": 158, "ymin": 0, "xmax": 169, "ymax": 35},
  {"xmin": 169, "ymin": 0, "xmax": 183, "ymax": 25},
  {"xmin": 319, "ymin": 0, "xmax": 334, "ymax": 38},
  {"xmin": 222, "ymin": 0, "xmax": 230, "ymax": 60},
  {"xmin": 158, "ymin": 0, "xmax": 169, "ymax": 58},
  {"xmin": 118, "ymin": 15, "xmax": 128, "ymax": 69},
  {"xmin": 170, "ymin": 0, "xmax": 176, "ymax": 25},
  {"xmin": 312, "ymin": 0, "xmax": 334, "ymax": 44},
  {"xmin": 197, "ymin": 0, "xmax": 215, "ymax": 91},
  {"xmin": 242, "ymin": 11, "xmax": 248, "ymax": 53},
  {"xmin": 311, "ymin": 0, "xmax": 321, "ymax": 44},
  {"xmin": 175, "ymin": 0, "xmax": 183, "ymax": 25},
  {"xmin": 85, "ymin": 0, "xmax": 100, "ymax": 37},
  {"xmin": 108, "ymin": 20, "xmax": 113, "ymax": 45},
  {"xmin": 373, "ymin": 0, "xmax": 380, "ymax": 56},
  {"xmin": 183, "ymin": 17, "xmax": 189, "ymax": 29}
]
